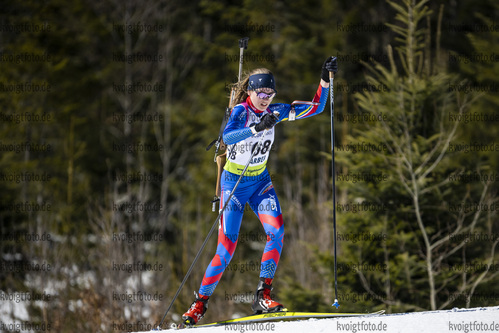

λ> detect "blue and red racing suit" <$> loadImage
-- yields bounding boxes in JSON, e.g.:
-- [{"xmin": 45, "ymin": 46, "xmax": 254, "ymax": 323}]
[{"xmin": 198, "ymin": 83, "xmax": 328, "ymax": 297}]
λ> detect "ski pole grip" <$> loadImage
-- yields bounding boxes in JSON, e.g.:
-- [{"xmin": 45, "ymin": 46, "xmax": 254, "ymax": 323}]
[
  {"xmin": 329, "ymin": 71, "xmax": 335, "ymax": 80},
  {"xmin": 272, "ymin": 111, "xmax": 280, "ymax": 122}
]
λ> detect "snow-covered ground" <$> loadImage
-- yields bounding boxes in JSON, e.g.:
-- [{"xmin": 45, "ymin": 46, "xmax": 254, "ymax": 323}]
[{"xmin": 141, "ymin": 306, "xmax": 499, "ymax": 333}]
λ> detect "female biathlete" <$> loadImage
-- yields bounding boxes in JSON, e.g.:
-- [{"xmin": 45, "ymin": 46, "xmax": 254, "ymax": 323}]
[{"xmin": 182, "ymin": 56, "xmax": 338, "ymax": 326}]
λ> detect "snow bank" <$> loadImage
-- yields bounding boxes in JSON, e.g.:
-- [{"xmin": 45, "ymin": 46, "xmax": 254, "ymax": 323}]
[{"xmin": 140, "ymin": 306, "xmax": 499, "ymax": 333}]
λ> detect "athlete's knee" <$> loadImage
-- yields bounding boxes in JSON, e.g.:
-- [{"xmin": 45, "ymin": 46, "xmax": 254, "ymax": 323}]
[
  {"xmin": 266, "ymin": 224, "xmax": 284, "ymax": 242},
  {"xmin": 223, "ymin": 232, "xmax": 239, "ymax": 243}
]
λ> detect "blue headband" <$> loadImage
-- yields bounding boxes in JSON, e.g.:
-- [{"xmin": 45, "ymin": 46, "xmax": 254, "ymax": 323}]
[{"xmin": 248, "ymin": 73, "xmax": 276, "ymax": 92}]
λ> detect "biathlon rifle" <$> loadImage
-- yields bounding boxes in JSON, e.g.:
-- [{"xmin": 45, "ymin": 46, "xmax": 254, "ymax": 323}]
[{"xmin": 206, "ymin": 37, "xmax": 249, "ymax": 211}]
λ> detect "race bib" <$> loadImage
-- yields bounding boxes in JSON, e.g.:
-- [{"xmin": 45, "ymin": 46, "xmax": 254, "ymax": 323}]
[{"xmin": 224, "ymin": 111, "xmax": 275, "ymax": 176}]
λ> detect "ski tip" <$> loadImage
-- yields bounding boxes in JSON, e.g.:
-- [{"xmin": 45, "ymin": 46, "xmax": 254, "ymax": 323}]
[{"xmin": 332, "ymin": 299, "xmax": 340, "ymax": 309}]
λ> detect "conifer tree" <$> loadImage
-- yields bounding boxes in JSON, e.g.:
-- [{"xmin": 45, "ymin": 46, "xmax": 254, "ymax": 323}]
[{"xmin": 324, "ymin": 0, "xmax": 498, "ymax": 311}]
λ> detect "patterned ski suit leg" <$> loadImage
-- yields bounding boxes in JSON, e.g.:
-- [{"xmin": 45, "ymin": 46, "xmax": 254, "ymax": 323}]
[
  {"xmin": 248, "ymin": 173, "xmax": 284, "ymax": 279},
  {"xmin": 198, "ymin": 170, "xmax": 284, "ymax": 296},
  {"xmin": 198, "ymin": 170, "xmax": 249, "ymax": 297}
]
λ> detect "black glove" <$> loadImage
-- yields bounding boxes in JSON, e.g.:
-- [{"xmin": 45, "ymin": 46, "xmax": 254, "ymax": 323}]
[
  {"xmin": 254, "ymin": 112, "xmax": 278, "ymax": 132},
  {"xmin": 321, "ymin": 56, "xmax": 338, "ymax": 83}
]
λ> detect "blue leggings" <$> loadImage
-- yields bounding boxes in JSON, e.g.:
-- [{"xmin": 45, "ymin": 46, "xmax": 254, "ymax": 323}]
[{"xmin": 198, "ymin": 169, "xmax": 284, "ymax": 297}]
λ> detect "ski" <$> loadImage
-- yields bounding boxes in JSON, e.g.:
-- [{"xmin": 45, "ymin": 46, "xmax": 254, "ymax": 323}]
[{"xmin": 172, "ymin": 309, "xmax": 385, "ymax": 329}]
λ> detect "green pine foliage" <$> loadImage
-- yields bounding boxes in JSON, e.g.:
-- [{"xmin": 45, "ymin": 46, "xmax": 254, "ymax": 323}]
[
  {"xmin": 0, "ymin": 0, "xmax": 497, "ymax": 330},
  {"xmin": 314, "ymin": 0, "xmax": 498, "ymax": 313}
]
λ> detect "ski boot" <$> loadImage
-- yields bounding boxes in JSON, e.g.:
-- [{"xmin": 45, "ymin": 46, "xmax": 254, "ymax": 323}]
[
  {"xmin": 251, "ymin": 277, "xmax": 285, "ymax": 314},
  {"xmin": 182, "ymin": 292, "xmax": 209, "ymax": 326}
]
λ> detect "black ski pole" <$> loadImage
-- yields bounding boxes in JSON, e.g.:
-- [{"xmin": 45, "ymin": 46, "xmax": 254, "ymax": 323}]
[
  {"xmin": 155, "ymin": 125, "xmax": 274, "ymax": 330},
  {"xmin": 329, "ymin": 70, "xmax": 340, "ymax": 309}
]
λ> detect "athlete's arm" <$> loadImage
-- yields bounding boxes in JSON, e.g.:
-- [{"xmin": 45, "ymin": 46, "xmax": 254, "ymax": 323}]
[
  {"xmin": 223, "ymin": 105, "xmax": 254, "ymax": 145},
  {"xmin": 273, "ymin": 82, "xmax": 329, "ymax": 122},
  {"xmin": 225, "ymin": 70, "xmax": 332, "ymax": 139}
]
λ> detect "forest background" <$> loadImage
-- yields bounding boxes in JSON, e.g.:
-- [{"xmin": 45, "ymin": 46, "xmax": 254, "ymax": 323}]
[{"xmin": 0, "ymin": 0, "xmax": 497, "ymax": 332}]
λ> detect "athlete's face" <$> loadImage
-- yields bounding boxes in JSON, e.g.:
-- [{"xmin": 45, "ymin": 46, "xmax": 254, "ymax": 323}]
[{"xmin": 248, "ymin": 88, "xmax": 276, "ymax": 111}]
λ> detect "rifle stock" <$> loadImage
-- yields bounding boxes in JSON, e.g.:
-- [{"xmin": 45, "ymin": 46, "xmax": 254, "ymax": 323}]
[{"xmin": 210, "ymin": 38, "xmax": 249, "ymax": 211}]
